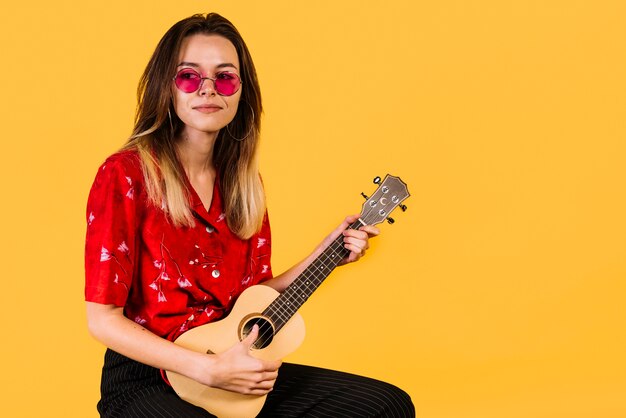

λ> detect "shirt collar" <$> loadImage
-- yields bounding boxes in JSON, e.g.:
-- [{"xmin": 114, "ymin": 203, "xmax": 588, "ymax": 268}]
[{"xmin": 186, "ymin": 175, "xmax": 226, "ymax": 232}]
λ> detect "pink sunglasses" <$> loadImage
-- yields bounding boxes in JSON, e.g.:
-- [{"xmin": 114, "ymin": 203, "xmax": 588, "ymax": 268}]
[{"xmin": 173, "ymin": 68, "xmax": 241, "ymax": 96}]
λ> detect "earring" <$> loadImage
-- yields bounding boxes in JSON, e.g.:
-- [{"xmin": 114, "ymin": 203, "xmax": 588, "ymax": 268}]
[
  {"xmin": 167, "ymin": 109, "xmax": 174, "ymax": 133},
  {"xmin": 226, "ymin": 101, "xmax": 255, "ymax": 141}
]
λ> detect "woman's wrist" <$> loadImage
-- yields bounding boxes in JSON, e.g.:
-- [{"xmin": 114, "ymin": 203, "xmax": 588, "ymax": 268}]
[{"xmin": 180, "ymin": 349, "xmax": 217, "ymax": 386}]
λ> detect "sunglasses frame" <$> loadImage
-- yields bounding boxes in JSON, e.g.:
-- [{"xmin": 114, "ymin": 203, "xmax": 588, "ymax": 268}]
[{"xmin": 173, "ymin": 68, "xmax": 242, "ymax": 96}]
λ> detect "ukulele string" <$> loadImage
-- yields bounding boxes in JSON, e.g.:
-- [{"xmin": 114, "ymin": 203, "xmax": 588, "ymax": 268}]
[
  {"xmin": 254, "ymin": 195, "xmax": 388, "ymax": 346},
  {"xmin": 256, "ymin": 235, "xmax": 344, "ymax": 344},
  {"xmin": 262, "ymin": 188, "xmax": 400, "ymax": 338},
  {"xmin": 254, "ymin": 233, "xmax": 347, "ymax": 347},
  {"xmin": 258, "ymin": 209, "xmax": 375, "ymax": 342},
  {"xmin": 254, "ymin": 202, "xmax": 381, "ymax": 347}
]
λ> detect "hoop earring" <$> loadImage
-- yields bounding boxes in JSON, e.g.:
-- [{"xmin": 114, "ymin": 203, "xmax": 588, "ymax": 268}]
[
  {"xmin": 167, "ymin": 109, "xmax": 175, "ymax": 134},
  {"xmin": 226, "ymin": 101, "xmax": 255, "ymax": 141}
]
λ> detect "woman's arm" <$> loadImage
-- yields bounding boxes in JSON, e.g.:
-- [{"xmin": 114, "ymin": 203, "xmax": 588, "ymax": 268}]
[
  {"xmin": 263, "ymin": 215, "xmax": 380, "ymax": 292},
  {"xmin": 86, "ymin": 302, "xmax": 281, "ymax": 395}
]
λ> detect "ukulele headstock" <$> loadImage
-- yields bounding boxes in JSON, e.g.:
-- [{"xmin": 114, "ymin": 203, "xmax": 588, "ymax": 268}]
[{"xmin": 360, "ymin": 175, "xmax": 410, "ymax": 226}]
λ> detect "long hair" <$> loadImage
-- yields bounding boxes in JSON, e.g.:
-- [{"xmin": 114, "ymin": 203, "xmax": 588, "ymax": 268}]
[{"xmin": 122, "ymin": 13, "xmax": 265, "ymax": 239}]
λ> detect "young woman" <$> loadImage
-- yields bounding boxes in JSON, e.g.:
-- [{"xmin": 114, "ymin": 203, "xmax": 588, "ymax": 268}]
[{"xmin": 85, "ymin": 13, "xmax": 415, "ymax": 417}]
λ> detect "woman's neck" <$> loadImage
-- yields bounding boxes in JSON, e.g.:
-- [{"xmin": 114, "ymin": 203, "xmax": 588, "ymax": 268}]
[{"xmin": 177, "ymin": 129, "xmax": 218, "ymax": 180}]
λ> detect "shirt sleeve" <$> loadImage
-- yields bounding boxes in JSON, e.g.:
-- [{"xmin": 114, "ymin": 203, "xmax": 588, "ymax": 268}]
[
  {"xmin": 84, "ymin": 155, "xmax": 141, "ymax": 306},
  {"xmin": 252, "ymin": 210, "xmax": 273, "ymax": 285}
]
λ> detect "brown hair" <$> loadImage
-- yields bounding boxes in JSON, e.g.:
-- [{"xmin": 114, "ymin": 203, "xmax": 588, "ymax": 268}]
[{"xmin": 122, "ymin": 13, "xmax": 265, "ymax": 239}]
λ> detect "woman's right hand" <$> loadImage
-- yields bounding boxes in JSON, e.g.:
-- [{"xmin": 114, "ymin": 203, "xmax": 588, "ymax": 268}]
[{"xmin": 192, "ymin": 325, "xmax": 282, "ymax": 395}]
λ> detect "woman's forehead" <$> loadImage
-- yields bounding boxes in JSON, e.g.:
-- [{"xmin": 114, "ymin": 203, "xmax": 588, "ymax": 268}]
[{"xmin": 178, "ymin": 34, "xmax": 240, "ymax": 70}]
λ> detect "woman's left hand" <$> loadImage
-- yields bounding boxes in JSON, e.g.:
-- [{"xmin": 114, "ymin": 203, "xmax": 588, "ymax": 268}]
[
  {"xmin": 323, "ymin": 214, "xmax": 380, "ymax": 265},
  {"xmin": 266, "ymin": 215, "xmax": 381, "ymax": 293}
]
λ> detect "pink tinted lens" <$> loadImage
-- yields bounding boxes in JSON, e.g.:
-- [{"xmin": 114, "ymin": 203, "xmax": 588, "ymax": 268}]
[
  {"xmin": 214, "ymin": 72, "xmax": 240, "ymax": 96},
  {"xmin": 175, "ymin": 69, "xmax": 202, "ymax": 93}
]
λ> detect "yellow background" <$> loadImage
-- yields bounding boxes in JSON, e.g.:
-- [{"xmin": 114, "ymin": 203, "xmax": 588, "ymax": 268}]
[{"xmin": 1, "ymin": 1, "xmax": 625, "ymax": 417}]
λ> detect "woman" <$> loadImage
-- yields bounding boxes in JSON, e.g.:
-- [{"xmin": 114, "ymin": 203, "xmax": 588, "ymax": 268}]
[{"xmin": 85, "ymin": 13, "xmax": 415, "ymax": 417}]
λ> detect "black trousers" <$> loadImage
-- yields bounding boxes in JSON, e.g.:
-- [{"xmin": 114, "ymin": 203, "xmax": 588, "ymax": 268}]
[{"xmin": 98, "ymin": 349, "xmax": 415, "ymax": 417}]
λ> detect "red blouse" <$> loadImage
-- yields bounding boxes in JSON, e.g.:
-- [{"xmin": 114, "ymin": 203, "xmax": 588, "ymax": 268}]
[{"xmin": 84, "ymin": 151, "xmax": 272, "ymax": 341}]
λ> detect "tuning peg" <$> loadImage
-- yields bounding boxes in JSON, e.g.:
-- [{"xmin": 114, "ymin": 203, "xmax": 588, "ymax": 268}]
[
  {"xmin": 373, "ymin": 176, "xmax": 381, "ymax": 184},
  {"xmin": 361, "ymin": 192, "xmax": 369, "ymax": 200},
  {"xmin": 399, "ymin": 204, "xmax": 407, "ymax": 212},
  {"xmin": 386, "ymin": 217, "xmax": 395, "ymax": 224}
]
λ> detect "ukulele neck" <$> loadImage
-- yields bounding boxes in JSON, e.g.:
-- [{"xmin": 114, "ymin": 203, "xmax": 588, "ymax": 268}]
[{"xmin": 262, "ymin": 220, "xmax": 363, "ymax": 332}]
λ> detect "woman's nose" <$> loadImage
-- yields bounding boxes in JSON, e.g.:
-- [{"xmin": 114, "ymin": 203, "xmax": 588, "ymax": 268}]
[{"xmin": 199, "ymin": 78, "xmax": 216, "ymax": 96}]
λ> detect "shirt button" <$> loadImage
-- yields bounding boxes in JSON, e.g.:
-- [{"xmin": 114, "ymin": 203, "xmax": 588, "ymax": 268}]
[{"xmin": 211, "ymin": 269, "xmax": 220, "ymax": 278}]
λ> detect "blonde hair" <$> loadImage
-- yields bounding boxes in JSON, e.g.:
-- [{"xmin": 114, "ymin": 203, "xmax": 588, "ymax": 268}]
[{"xmin": 122, "ymin": 13, "xmax": 265, "ymax": 239}]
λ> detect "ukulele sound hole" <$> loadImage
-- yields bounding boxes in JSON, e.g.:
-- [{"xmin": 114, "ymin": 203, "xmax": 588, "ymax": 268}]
[{"xmin": 241, "ymin": 316, "xmax": 275, "ymax": 350}]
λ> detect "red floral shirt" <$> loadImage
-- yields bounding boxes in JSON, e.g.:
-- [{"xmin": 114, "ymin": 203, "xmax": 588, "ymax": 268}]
[{"xmin": 84, "ymin": 151, "xmax": 272, "ymax": 341}]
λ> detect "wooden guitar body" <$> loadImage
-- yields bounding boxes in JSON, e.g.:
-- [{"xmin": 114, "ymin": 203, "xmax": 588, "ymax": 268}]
[{"xmin": 166, "ymin": 285, "xmax": 305, "ymax": 418}]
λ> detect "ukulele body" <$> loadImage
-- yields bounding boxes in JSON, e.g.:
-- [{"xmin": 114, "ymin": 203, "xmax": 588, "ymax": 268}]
[{"xmin": 166, "ymin": 284, "xmax": 305, "ymax": 418}]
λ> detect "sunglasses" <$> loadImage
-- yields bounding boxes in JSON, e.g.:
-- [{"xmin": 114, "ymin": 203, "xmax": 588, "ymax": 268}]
[{"xmin": 173, "ymin": 68, "xmax": 241, "ymax": 96}]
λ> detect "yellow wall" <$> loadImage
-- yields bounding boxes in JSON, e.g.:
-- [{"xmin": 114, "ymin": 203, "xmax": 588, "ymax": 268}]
[{"xmin": 1, "ymin": 1, "xmax": 625, "ymax": 416}]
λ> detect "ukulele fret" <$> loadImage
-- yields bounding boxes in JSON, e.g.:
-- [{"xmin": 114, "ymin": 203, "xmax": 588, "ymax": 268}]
[{"xmin": 262, "ymin": 222, "xmax": 359, "ymax": 332}]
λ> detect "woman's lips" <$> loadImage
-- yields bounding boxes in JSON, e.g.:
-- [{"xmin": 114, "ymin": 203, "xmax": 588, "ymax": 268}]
[{"xmin": 194, "ymin": 105, "xmax": 222, "ymax": 113}]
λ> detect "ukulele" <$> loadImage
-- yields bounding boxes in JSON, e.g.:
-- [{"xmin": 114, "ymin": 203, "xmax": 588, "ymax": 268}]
[{"xmin": 166, "ymin": 175, "xmax": 410, "ymax": 417}]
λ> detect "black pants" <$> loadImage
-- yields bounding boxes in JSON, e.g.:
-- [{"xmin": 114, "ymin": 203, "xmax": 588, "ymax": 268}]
[{"xmin": 98, "ymin": 349, "xmax": 415, "ymax": 417}]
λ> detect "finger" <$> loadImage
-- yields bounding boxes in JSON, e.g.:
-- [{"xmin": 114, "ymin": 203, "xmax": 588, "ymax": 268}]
[
  {"xmin": 344, "ymin": 214, "xmax": 360, "ymax": 224},
  {"xmin": 343, "ymin": 228, "xmax": 369, "ymax": 241},
  {"xmin": 258, "ymin": 370, "xmax": 279, "ymax": 382},
  {"xmin": 232, "ymin": 382, "xmax": 273, "ymax": 396},
  {"xmin": 359, "ymin": 225, "xmax": 380, "ymax": 237},
  {"xmin": 343, "ymin": 231, "xmax": 370, "ymax": 248},
  {"xmin": 251, "ymin": 372, "xmax": 278, "ymax": 386},
  {"xmin": 246, "ymin": 387, "xmax": 273, "ymax": 395},
  {"xmin": 338, "ymin": 254, "xmax": 359, "ymax": 266},
  {"xmin": 335, "ymin": 214, "xmax": 360, "ymax": 232},
  {"xmin": 242, "ymin": 324, "xmax": 259, "ymax": 348},
  {"xmin": 252, "ymin": 379, "xmax": 276, "ymax": 390},
  {"xmin": 343, "ymin": 234, "xmax": 369, "ymax": 250},
  {"xmin": 262, "ymin": 359, "xmax": 282, "ymax": 372},
  {"xmin": 344, "ymin": 243, "xmax": 365, "ymax": 259}
]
